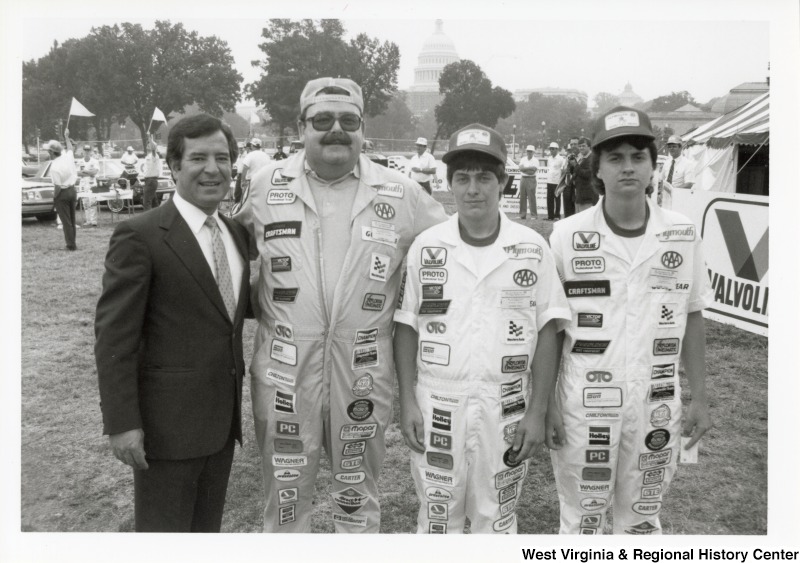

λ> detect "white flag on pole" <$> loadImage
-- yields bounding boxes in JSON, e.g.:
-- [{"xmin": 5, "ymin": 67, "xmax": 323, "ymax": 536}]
[
  {"xmin": 152, "ymin": 107, "xmax": 167, "ymax": 122},
  {"xmin": 250, "ymin": 112, "xmax": 261, "ymax": 125},
  {"xmin": 69, "ymin": 97, "xmax": 95, "ymax": 117}
]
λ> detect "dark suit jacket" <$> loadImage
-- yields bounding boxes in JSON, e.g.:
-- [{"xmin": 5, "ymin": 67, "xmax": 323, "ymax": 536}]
[{"xmin": 95, "ymin": 199, "xmax": 249, "ymax": 460}]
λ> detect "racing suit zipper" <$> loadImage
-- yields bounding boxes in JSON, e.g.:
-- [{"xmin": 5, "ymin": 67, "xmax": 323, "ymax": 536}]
[{"xmin": 314, "ymin": 221, "xmax": 333, "ymax": 410}]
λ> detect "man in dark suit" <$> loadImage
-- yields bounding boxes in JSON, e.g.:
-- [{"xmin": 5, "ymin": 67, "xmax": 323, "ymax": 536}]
[{"xmin": 95, "ymin": 114, "xmax": 249, "ymax": 532}]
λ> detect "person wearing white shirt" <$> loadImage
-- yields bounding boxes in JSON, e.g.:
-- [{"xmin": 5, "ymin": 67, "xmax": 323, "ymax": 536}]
[
  {"xmin": 47, "ymin": 131, "xmax": 78, "ymax": 250},
  {"xmin": 546, "ymin": 142, "xmax": 565, "ymax": 220},
  {"xmin": 408, "ymin": 137, "xmax": 438, "ymax": 194},
  {"xmin": 77, "ymin": 144, "xmax": 100, "ymax": 226},
  {"xmin": 517, "ymin": 145, "xmax": 539, "ymax": 218},
  {"xmin": 659, "ymin": 135, "xmax": 695, "ymax": 209}
]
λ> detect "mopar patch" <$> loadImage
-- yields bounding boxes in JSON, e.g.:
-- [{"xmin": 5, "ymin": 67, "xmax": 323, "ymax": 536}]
[
  {"xmin": 651, "ymin": 363, "xmax": 675, "ymax": 379},
  {"xmin": 373, "ymin": 202, "xmax": 395, "ymax": 220},
  {"xmin": 271, "ymin": 169, "xmax": 289, "ymax": 185},
  {"xmin": 572, "ymin": 257, "xmax": 605, "ymax": 273},
  {"xmin": 272, "ymin": 287, "xmax": 299, "ymax": 303},
  {"xmin": 645, "ymin": 429, "xmax": 670, "ymax": 451},
  {"xmin": 573, "ymin": 231, "xmax": 601, "ymax": 251},
  {"xmin": 656, "ymin": 225, "xmax": 696, "ymax": 242},
  {"xmin": 653, "ymin": 338, "xmax": 680, "ymax": 356},
  {"xmin": 347, "ymin": 399, "xmax": 374, "ymax": 421},
  {"xmin": 420, "ymin": 268, "xmax": 448, "ymax": 284},
  {"xmin": 495, "ymin": 464, "xmax": 526, "ymax": 489},
  {"xmin": 354, "ymin": 328, "xmax": 378, "ymax": 346},
  {"xmin": 270, "ymin": 339, "xmax": 297, "ymax": 365},
  {"xmin": 264, "ymin": 221, "xmax": 301, "ymax": 241},
  {"xmin": 648, "ymin": 382, "xmax": 676, "ymax": 403},
  {"xmin": 342, "ymin": 441, "xmax": 366, "ymax": 456},
  {"xmin": 421, "ymin": 247, "xmax": 447, "ymax": 267},
  {"xmin": 376, "ymin": 182, "xmax": 404, "ymax": 198},
  {"xmin": 503, "ymin": 243, "xmax": 543, "ymax": 261},
  {"xmin": 274, "ymin": 390, "xmax": 296, "ymax": 414},
  {"xmin": 420, "ymin": 341, "xmax": 450, "ymax": 365},
  {"xmin": 274, "ymin": 438, "xmax": 303, "ymax": 454},
  {"xmin": 583, "ymin": 387, "xmax": 623, "ymax": 408},
  {"xmin": 638, "ymin": 449, "xmax": 672, "ymax": 470},
  {"xmin": 501, "ymin": 395, "xmax": 526, "ymax": 419},
  {"xmin": 271, "ymin": 256, "xmax": 292, "ymax": 272},
  {"xmin": 340, "ymin": 423, "xmax": 378, "ymax": 440},
  {"xmin": 501, "ymin": 355, "xmax": 528, "ymax": 373},
  {"xmin": 432, "ymin": 408, "xmax": 452, "ymax": 432},
  {"xmin": 369, "ymin": 253, "xmax": 390, "ymax": 282},
  {"xmin": 660, "ymin": 251, "xmax": 684, "ymax": 269},
  {"xmin": 578, "ymin": 313, "xmax": 603, "ymax": 328},
  {"xmin": 564, "ymin": 280, "xmax": 611, "ymax": 298},
  {"xmin": 362, "ymin": 293, "xmax": 386, "ymax": 311},
  {"xmin": 351, "ymin": 373, "xmax": 374, "ymax": 397},
  {"xmin": 352, "ymin": 344, "xmax": 378, "ymax": 370},
  {"xmin": 571, "ymin": 340, "xmax": 610, "ymax": 354},
  {"xmin": 422, "ymin": 284, "xmax": 444, "ymax": 300},
  {"xmin": 332, "ymin": 487, "xmax": 368, "ymax": 515},
  {"xmin": 267, "ymin": 190, "xmax": 296, "ymax": 205},
  {"xmin": 500, "ymin": 379, "xmax": 522, "ymax": 398},
  {"xmin": 513, "ymin": 269, "xmax": 537, "ymax": 287},
  {"xmin": 426, "ymin": 452, "xmax": 454, "ymax": 470},
  {"xmin": 276, "ymin": 420, "xmax": 299, "ymax": 436},
  {"xmin": 418, "ymin": 300, "xmax": 451, "ymax": 315}
]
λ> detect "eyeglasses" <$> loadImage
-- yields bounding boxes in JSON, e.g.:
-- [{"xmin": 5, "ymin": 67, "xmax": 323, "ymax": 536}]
[{"xmin": 304, "ymin": 112, "xmax": 362, "ymax": 132}]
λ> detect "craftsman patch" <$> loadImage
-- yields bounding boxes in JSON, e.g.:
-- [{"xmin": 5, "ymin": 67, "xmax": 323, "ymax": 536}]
[
  {"xmin": 264, "ymin": 221, "xmax": 301, "ymax": 241},
  {"xmin": 351, "ymin": 373, "xmax": 374, "ymax": 397},
  {"xmin": 418, "ymin": 300, "xmax": 451, "ymax": 315},
  {"xmin": 578, "ymin": 313, "xmax": 603, "ymax": 328},
  {"xmin": 422, "ymin": 284, "xmax": 444, "ymax": 300},
  {"xmin": 656, "ymin": 225, "xmax": 696, "ymax": 242},
  {"xmin": 420, "ymin": 268, "xmax": 448, "ymax": 284},
  {"xmin": 503, "ymin": 243, "xmax": 543, "ymax": 261},
  {"xmin": 572, "ymin": 256, "xmax": 606, "ymax": 273},
  {"xmin": 274, "ymin": 390, "xmax": 296, "ymax": 414},
  {"xmin": 376, "ymin": 182, "xmax": 404, "ymax": 198},
  {"xmin": 274, "ymin": 321, "xmax": 294, "ymax": 341},
  {"xmin": 573, "ymin": 231, "xmax": 601, "ymax": 251},
  {"xmin": 369, "ymin": 253, "xmax": 390, "ymax": 282},
  {"xmin": 354, "ymin": 328, "xmax": 378, "ymax": 346},
  {"xmin": 501, "ymin": 355, "xmax": 529, "ymax": 373},
  {"xmin": 500, "ymin": 379, "xmax": 523, "ymax": 398},
  {"xmin": 421, "ymin": 247, "xmax": 447, "ymax": 267},
  {"xmin": 572, "ymin": 340, "xmax": 610, "ymax": 354},
  {"xmin": 564, "ymin": 280, "xmax": 611, "ymax": 298},
  {"xmin": 648, "ymin": 382, "xmax": 676, "ymax": 403},
  {"xmin": 362, "ymin": 293, "xmax": 386, "ymax": 311},
  {"xmin": 513, "ymin": 269, "xmax": 537, "ymax": 287},
  {"xmin": 270, "ymin": 339, "xmax": 297, "ymax": 366},
  {"xmin": 271, "ymin": 256, "xmax": 292, "ymax": 272},
  {"xmin": 267, "ymin": 190, "xmax": 296, "ymax": 205},
  {"xmin": 272, "ymin": 287, "xmax": 299, "ymax": 303},
  {"xmin": 501, "ymin": 395, "xmax": 526, "ymax": 419},
  {"xmin": 653, "ymin": 338, "xmax": 680, "ymax": 356},
  {"xmin": 427, "ymin": 452, "xmax": 454, "ymax": 470},
  {"xmin": 583, "ymin": 387, "xmax": 623, "ymax": 408},
  {"xmin": 420, "ymin": 341, "xmax": 450, "ymax": 365},
  {"xmin": 265, "ymin": 368, "xmax": 296, "ymax": 387},
  {"xmin": 361, "ymin": 226, "xmax": 399, "ymax": 248},
  {"xmin": 347, "ymin": 399, "xmax": 374, "ymax": 421},
  {"xmin": 352, "ymin": 344, "xmax": 378, "ymax": 370},
  {"xmin": 504, "ymin": 318, "xmax": 532, "ymax": 344}
]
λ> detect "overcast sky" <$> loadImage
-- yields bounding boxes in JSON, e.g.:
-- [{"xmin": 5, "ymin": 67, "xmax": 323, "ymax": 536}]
[{"xmin": 18, "ymin": 4, "xmax": 770, "ymax": 108}]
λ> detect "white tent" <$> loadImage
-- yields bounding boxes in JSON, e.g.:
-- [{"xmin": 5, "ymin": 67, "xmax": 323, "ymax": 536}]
[{"xmin": 683, "ymin": 92, "xmax": 769, "ymax": 193}]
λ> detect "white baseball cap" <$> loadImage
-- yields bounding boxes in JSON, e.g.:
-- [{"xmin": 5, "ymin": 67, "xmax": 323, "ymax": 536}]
[
  {"xmin": 126, "ymin": 146, "xmax": 134, "ymax": 151},
  {"xmin": 548, "ymin": 142, "xmax": 560, "ymax": 149},
  {"xmin": 415, "ymin": 137, "xmax": 428, "ymax": 146},
  {"xmin": 525, "ymin": 145, "xmax": 535, "ymax": 152}
]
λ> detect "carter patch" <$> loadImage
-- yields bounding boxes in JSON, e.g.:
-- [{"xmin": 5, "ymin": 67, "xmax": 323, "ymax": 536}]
[
  {"xmin": 419, "ymin": 300, "xmax": 451, "ymax": 315},
  {"xmin": 272, "ymin": 288, "xmax": 299, "ymax": 303},
  {"xmin": 264, "ymin": 221, "xmax": 301, "ymax": 241},
  {"xmin": 573, "ymin": 231, "xmax": 601, "ymax": 251},
  {"xmin": 564, "ymin": 280, "xmax": 611, "ymax": 298},
  {"xmin": 638, "ymin": 450, "xmax": 672, "ymax": 470},
  {"xmin": 270, "ymin": 339, "xmax": 297, "ymax": 366},
  {"xmin": 578, "ymin": 313, "xmax": 603, "ymax": 328},
  {"xmin": 501, "ymin": 355, "xmax": 529, "ymax": 373},
  {"xmin": 352, "ymin": 344, "xmax": 378, "ymax": 370},
  {"xmin": 266, "ymin": 190, "xmax": 296, "ymax": 205},
  {"xmin": 572, "ymin": 256, "xmax": 606, "ymax": 273},
  {"xmin": 347, "ymin": 399, "xmax": 374, "ymax": 421},
  {"xmin": 270, "ymin": 256, "xmax": 292, "ymax": 272},
  {"xmin": 362, "ymin": 293, "xmax": 386, "ymax": 311},
  {"xmin": 421, "ymin": 247, "xmax": 447, "ymax": 267},
  {"xmin": 572, "ymin": 340, "xmax": 610, "ymax": 354},
  {"xmin": 422, "ymin": 284, "xmax": 444, "ymax": 300}
]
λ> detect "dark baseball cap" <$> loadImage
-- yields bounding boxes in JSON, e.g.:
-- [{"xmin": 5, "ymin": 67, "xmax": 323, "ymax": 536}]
[
  {"xmin": 593, "ymin": 106, "xmax": 655, "ymax": 147},
  {"xmin": 442, "ymin": 123, "xmax": 507, "ymax": 165}
]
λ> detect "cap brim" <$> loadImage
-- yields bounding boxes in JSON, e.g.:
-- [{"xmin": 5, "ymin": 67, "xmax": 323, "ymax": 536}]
[
  {"xmin": 595, "ymin": 127, "xmax": 655, "ymax": 146},
  {"xmin": 442, "ymin": 146, "xmax": 505, "ymax": 165}
]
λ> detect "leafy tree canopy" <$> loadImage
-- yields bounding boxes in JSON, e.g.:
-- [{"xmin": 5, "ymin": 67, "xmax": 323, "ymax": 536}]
[{"xmin": 649, "ymin": 90, "xmax": 697, "ymax": 112}]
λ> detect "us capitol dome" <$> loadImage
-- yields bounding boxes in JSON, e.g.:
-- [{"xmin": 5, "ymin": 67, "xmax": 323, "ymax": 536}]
[{"xmin": 407, "ymin": 20, "xmax": 460, "ymax": 116}]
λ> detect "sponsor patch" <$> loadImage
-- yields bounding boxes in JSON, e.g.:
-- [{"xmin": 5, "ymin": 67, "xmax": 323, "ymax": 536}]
[
  {"xmin": 267, "ymin": 190, "xmax": 296, "ymax": 205},
  {"xmin": 513, "ymin": 269, "xmax": 537, "ymax": 287},
  {"xmin": 274, "ymin": 469, "xmax": 301, "ymax": 481},
  {"xmin": 493, "ymin": 514, "xmax": 516, "ymax": 532},
  {"xmin": 657, "ymin": 304, "xmax": 678, "ymax": 328},
  {"xmin": 504, "ymin": 318, "xmax": 532, "ymax": 344},
  {"xmin": 430, "ymin": 432, "xmax": 452, "ymax": 450},
  {"xmin": 498, "ymin": 483, "xmax": 518, "ymax": 504},
  {"xmin": 500, "ymin": 498, "xmax": 517, "ymax": 517},
  {"xmin": 333, "ymin": 513, "xmax": 368, "ymax": 527},
  {"xmin": 426, "ymin": 487, "xmax": 453, "ymax": 502},
  {"xmin": 578, "ymin": 313, "xmax": 604, "ymax": 328},
  {"xmin": 419, "ymin": 300, "xmax": 451, "ymax": 315},
  {"xmin": 645, "ymin": 429, "xmax": 671, "ymax": 451},
  {"xmin": 579, "ymin": 483, "xmax": 611, "ymax": 494},
  {"xmin": 648, "ymin": 381, "xmax": 676, "ymax": 403},
  {"xmin": 274, "ymin": 390, "xmax": 296, "ymax": 414},
  {"xmin": 495, "ymin": 464, "xmax": 527, "ymax": 489},
  {"xmin": 347, "ymin": 399, "xmax": 374, "ymax": 421},
  {"xmin": 266, "ymin": 367, "xmax": 296, "ymax": 386},
  {"xmin": 572, "ymin": 340, "xmax": 610, "ymax": 354},
  {"xmin": 656, "ymin": 225, "xmax": 696, "ymax": 242},
  {"xmin": 581, "ymin": 514, "xmax": 602, "ymax": 528},
  {"xmin": 270, "ymin": 256, "xmax": 292, "ymax": 272},
  {"xmin": 580, "ymin": 497, "xmax": 608, "ymax": 512},
  {"xmin": 500, "ymin": 288, "xmax": 533, "ymax": 309},
  {"xmin": 422, "ymin": 284, "xmax": 444, "ymax": 300},
  {"xmin": 585, "ymin": 370, "xmax": 613, "ymax": 383},
  {"xmin": 421, "ymin": 247, "xmax": 447, "ymax": 267},
  {"xmin": 580, "ymin": 528, "xmax": 598, "ymax": 535},
  {"xmin": 503, "ymin": 422, "xmax": 519, "ymax": 445},
  {"xmin": 633, "ymin": 501, "xmax": 662, "ymax": 516},
  {"xmin": 429, "ymin": 392, "xmax": 461, "ymax": 406},
  {"xmin": 674, "ymin": 280, "xmax": 691, "ymax": 292},
  {"xmin": 589, "ymin": 426, "xmax": 611, "ymax": 446},
  {"xmin": 270, "ymin": 339, "xmax": 297, "ymax": 366},
  {"xmin": 272, "ymin": 454, "xmax": 307, "ymax": 467},
  {"xmin": 332, "ymin": 487, "xmax": 368, "ymax": 514},
  {"xmin": 340, "ymin": 423, "xmax": 378, "ymax": 440},
  {"xmin": 456, "ymin": 128, "xmax": 491, "ymax": 147},
  {"xmin": 271, "ymin": 169, "xmax": 289, "ymax": 186},
  {"xmin": 420, "ymin": 268, "xmax": 448, "ymax": 284},
  {"xmin": 341, "ymin": 456, "xmax": 363, "ymax": 470},
  {"xmin": 501, "ymin": 395, "xmax": 526, "ymax": 419},
  {"xmin": 585, "ymin": 449, "xmax": 610, "ymax": 463},
  {"xmin": 501, "ymin": 355, "xmax": 529, "ymax": 373},
  {"xmin": 564, "ymin": 280, "xmax": 611, "ymax": 298},
  {"xmin": 272, "ymin": 287, "xmax": 299, "ymax": 303},
  {"xmin": 427, "ymin": 452, "xmax": 454, "ymax": 470},
  {"xmin": 661, "ymin": 251, "xmax": 684, "ymax": 269},
  {"xmin": 432, "ymin": 408, "xmax": 452, "ymax": 432},
  {"xmin": 573, "ymin": 231, "xmax": 601, "ymax": 251},
  {"xmin": 342, "ymin": 440, "xmax": 367, "ymax": 456},
  {"xmin": 605, "ymin": 110, "xmax": 640, "ymax": 130},
  {"xmin": 572, "ymin": 256, "xmax": 606, "ymax": 273},
  {"xmin": 376, "ymin": 182, "xmax": 404, "ymax": 198},
  {"xmin": 274, "ymin": 438, "xmax": 303, "ymax": 454},
  {"xmin": 503, "ymin": 447, "xmax": 523, "ymax": 468},
  {"xmin": 429, "ymin": 522, "xmax": 447, "ymax": 533},
  {"xmin": 371, "ymin": 219, "xmax": 395, "ymax": 231},
  {"xmin": 274, "ymin": 321, "xmax": 294, "ymax": 342},
  {"xmin": 650, "ymin": 404, "xmax": 672, "ymax": 427},
  {"xmin": 581, "ymin": 467, "xmax": 612, "ymax": 481},
  {"xmin": 351, "ymin": 374, "xmax": 374, "ymax": 397},
  {"xmin": 501, "ymin": 378, "xmax": 523, "ymax": 398},
  {"xmin": 362, "ymin": 293, "xmax": 386, "ymax": 311},
  {"xmin": 352, "ymin": 344, "xmax": 379, "ymax": 370},
  {"xmin": 650, "ymin": 267, "xmax": 679, "ymax": 279},
  {"xmin": 625, "ymin": 521, "xmax": 659, "ymax": 535},
  {"xmin": 361, "ymin": 226, "xmax": 399, "ymax": 248},
  {"xmin": 427, "ymin": 502, "xmax": 449, "ymax": 521},
  {"xmin": 264, "ymin": 221, "xmax": 301, "ymax": 241},
  {"xmin": 278, "ymin": 504, "xmax": 295, "ymax": 525},
  {"xmin": 373, "ymin": 202, "xmax": 395, "ymax": 220},
  {"xmin": 653, "ymin": 338, "xmax": 680, "ymax": 356},
  {"xmin": 334, "ymin": 472, "xmax": 366, "ymax": 484},
  {"xmin": 503, "ymin": 243, "xmax": 543, "ymax": 261},
  {"xmin": 276, "ymin": 421, "xmax": 300, "ymax": 436},
  {"xmin": 354, "ymin": 328, "xmax": 378, "ymax": 346},
  {"xmin": 420, "ymin": 341, "xmax": 451, "ymax": 365},
  {"xmin": 397, "ymin": 270, "xmax": 406, "ymax": 308},
  {"xmin": 638, "ymin": 449, "xmax": 673, "ymax": 470},
  {"xmin": 424, "ymin": 469, "xmax": 455, "ymax": 486},
  {"xmin": 643, "ymin": 468, "xmax": 666, "ymax": 485},
  {"xmin": 369, "ymin": 253, "xmax": 390, "ymax": 282},
  {"xmin": 651, "ymin": 363, "xmax": 675, "ymax": 379},
  {"xmin": 585, "ymin": 411, "xmax": 621, "ymax": 419},
  {"xmin": 278, "ymin": 488, "xmax": 298, "ymax": 505},
  {"xmin": 583, "ymin": 387, "xmax": 623, "ymax": 408},
  {"xmin": 641, "ymin": 484, "xmax": 663, "ymax": 499}
]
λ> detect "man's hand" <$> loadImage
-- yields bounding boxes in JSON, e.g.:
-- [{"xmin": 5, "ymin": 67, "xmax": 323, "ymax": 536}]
[
  {"xmin": 109, "ymin": 429, "xmax": 149, "ymax": 470},
  {"xmin": 682, "ymin": 399, "xmax": 712, "ymax": 449},
  {"xmin": 400, "ymin": 396, "xmax": 426, "ymax": 454},
  {"xmin": 510, "ymin": 406, "xmax": 547, "ymax": 462},
  {"xmin": 545, "ymin": 399, "xmax": 566, "ymax": 450}
]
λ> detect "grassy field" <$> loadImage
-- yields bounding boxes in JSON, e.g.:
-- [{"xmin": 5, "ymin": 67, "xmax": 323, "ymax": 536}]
[{"xmin": 20, "ymin": 195, "xmax": 767, "ymax": 534}]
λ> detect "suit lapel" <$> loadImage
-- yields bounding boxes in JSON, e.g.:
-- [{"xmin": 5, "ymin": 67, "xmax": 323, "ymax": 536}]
[{"xmin": 160, "ymin": 200, "xmax": 232, "ymax": 323}]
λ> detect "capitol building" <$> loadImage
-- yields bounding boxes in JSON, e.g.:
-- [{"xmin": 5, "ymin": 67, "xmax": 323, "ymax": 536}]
[{"xmin": 407, "ymin": 20, "xmax": 460, "ymax": 116}]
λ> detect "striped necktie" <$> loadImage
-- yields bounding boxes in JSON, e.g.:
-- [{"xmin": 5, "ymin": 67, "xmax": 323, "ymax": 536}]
[
  {"xmin": 666, "ymin": 160, "xmax": 675, "ymax": 184},
  {"xmin": 204, "ymin": 216, "xmax": 236, "ymax": 321}
]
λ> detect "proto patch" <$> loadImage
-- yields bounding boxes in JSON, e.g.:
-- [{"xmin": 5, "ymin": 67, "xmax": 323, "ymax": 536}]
[
  {"xmin": 564, "ymin": 280, "xmax": 611, "ymax": 298},
  {"xmin": 420, "ymin": 268, "xmax": 448, "ymax": 284},
  {"xmin": 264, "ymin": 221, "xmax": 301, "ymax": 241},
  {"xmin": 501, "ymin": 355, "xmax": 529, "ymax": 373},
  {"xmin": 362, "ymin": 293, "xmax": 386, "ymax": 311},
  {"xmin": 420, "ymin": 341, "xmax": 450, "ymax": 365},
  {"xmin": 502, "ymin": 243, "xmax": 543, "ymax": 261},
  {"xmin": 272, "ymin": 287, "xmax": 299, "ymax": 303},
  {"xmin": 267, "ymin": 190, "xmax": 296, "ymax": 205},
  {"xmin": 351, "ymin": 373, "xmax": 374, "ymax": 397},
  {"xmin": 653, "ymin": 338, "xmax": 680, "ymax": 356},
  {"xmin": 583, "ymin": 387, "xmax": 623, "ymax": 408},
  {"xmin": 352, "ymin": 344, "xmax": 379, "ymax": 370},
  {"xmin": 271, "ymin": 256, "xmax": 292, "ymax": 272},
  {"xmin": 572, "ymin": 340, "xmax": 610, "ymax": 354},
  {"xmin": 270, "ymin": 339, "xmax": 297, "ymax": 366},
  {"xmin": 274, "ymin": 390, "xmax": 296, "ymax": 414},
  {"xmin": 573, "ymin": 231, "xmax": 601, "ymax": 251},
  {"xmin": 422, "ymin": 284, "xmax": 444, "ymax": 300},
  {"xmin": 419, "ymin": 300, "xmax": 451, "ymax": 315},
  {"xmin": 456, "ymin": 128, "xmax": 491, "ymax": 147},
  {"xmin": 572, "ymin": 256, "xmax": 606, "ymax": 273},
  {"xmin": 578, "ymin": 313, "xmax": 603, "ymax": 328},
  {"xmin": 422, "ymin": 247, "xmax": 447, "ymax": 267},
  {"xmin": 369, "ymin": 253, "xmax": 391, "ymax": 282}
]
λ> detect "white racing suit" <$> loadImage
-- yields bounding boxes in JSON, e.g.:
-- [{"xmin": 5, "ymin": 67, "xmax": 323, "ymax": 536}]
[
  {"xmin": 235, "ymin": 152, "xmax": 447, "ymax": 532},
  {"xmin": 395, "ymin": 213, "xmax": 571, "ymax": 533},
  {"xmin": 548, "ymin": 198, "xmax": 712, "ymax": 534},
  {"xmin": 78, "ymin": 157, "xmax": 99, "ymax": 224}
]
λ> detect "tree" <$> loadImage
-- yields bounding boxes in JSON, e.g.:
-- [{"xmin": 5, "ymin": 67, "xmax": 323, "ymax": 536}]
[
  {"xmin": 345, "ymin": 34, "xmax": 400, "ymax": 118},
  {"xmin": 649, "ymin": 91, "xmax": 697, "ymax": 112},
  {"xmin": 496, "ymin": 93, "xmax": 591, "ymax": 151},
  {"xmin": 433, "ymin": 60, "xmax": 515, "ymax": 150},
  {"xmin": 593, "ymin": 92, "xmax": 620, "ymax": 114},
  {"xmin": 365, "ymin": 91, "xmax": 416, "ymax": 140}
]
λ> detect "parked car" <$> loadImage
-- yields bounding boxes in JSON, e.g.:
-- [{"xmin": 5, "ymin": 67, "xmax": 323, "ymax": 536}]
[
  {"xmin": 95, "ymin": 159, "xmax": 175, "ymax": 205},
  {"xmin": 21, "ymin": 161, "xmax": 57, "ymax": 221},
  {"xmin": 22, "ymin": 159, "xmax": 39, "ymax": 178}
]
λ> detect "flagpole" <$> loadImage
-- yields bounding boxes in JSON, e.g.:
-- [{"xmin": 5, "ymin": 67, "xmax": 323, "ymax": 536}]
[{"xmin": 65, "ymin": 115, "xmax": 71, "ymax": 135}]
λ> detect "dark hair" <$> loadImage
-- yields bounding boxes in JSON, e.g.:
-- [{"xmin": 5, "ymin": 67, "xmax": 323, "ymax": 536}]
[
  {"xmin": 578, "ymin": 136, "xmax": 591, "ymax": 147},
  {"xmin": 167, "ymin": 114, "xmax": 238, "ymax": 172},
  {"xmin": 445, "ymin": 151, "xmax": 508, "ymax": 196},
  {"xmin": 590, "ymin": 135, "xmax": 657, "ymax": 195},
  {"xmin": 298, "ymin": 86, "xmax": 361, "ymax": 122}
]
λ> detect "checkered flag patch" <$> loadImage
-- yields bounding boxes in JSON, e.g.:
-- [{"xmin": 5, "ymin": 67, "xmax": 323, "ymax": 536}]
[
  {"xmin": 660, "ymin": 305, "xmax": 673, "ymax": 321},
  {"xmin": 373, "ymin": 256, "xmax": 386, "ymax": 274},
  {"xmin": 508, "ymin": 321, "xmax": 524, "ymax": 337}
]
